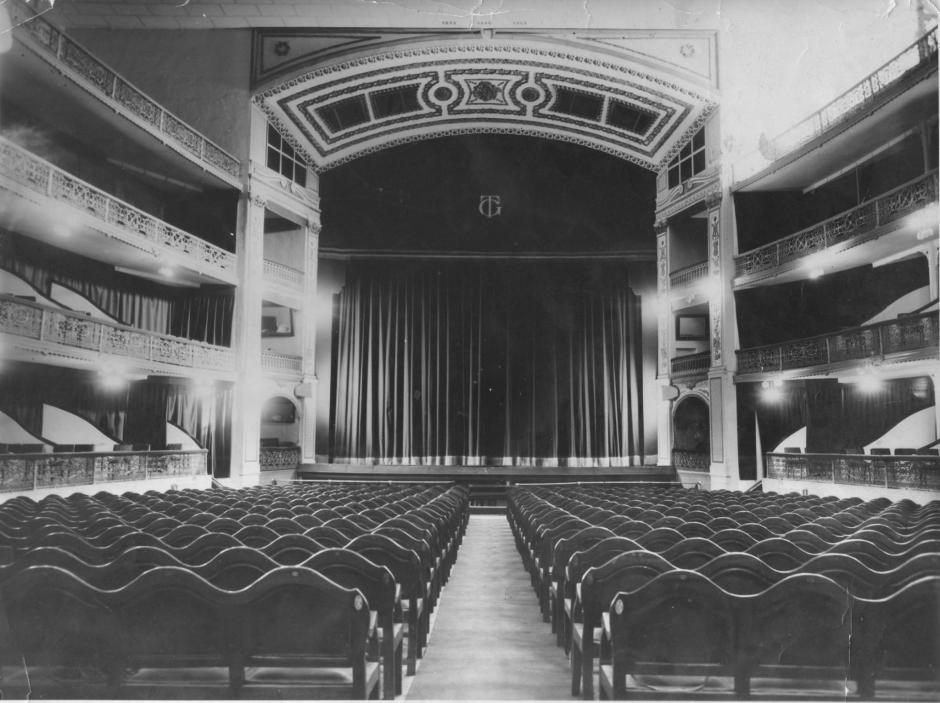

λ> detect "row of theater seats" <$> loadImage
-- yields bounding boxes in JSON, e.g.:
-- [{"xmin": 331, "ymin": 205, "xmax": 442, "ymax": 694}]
[
  {"xmin": 507, "ymin": 485, "xmax": 940, "ymax": 700},
  {"xmin": 0, "ymin": 481, "xmax": 469, "ymax": 699},
  {"xmin": 784, "ymin": 447, "xmax": 940, "ymax": 455}
]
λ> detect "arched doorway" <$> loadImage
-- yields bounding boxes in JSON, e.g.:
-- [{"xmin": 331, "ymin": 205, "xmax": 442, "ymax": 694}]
[
  {"xmin": 259, "ymin": 395, "xmax": 301, "ymax": 473},
  {"xmin": 672, "ymin": 394, "xmax": 710, "ymax": 471}
]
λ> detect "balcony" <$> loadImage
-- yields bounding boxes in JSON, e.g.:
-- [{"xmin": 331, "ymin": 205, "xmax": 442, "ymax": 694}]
[
  {"xmin": 735, "ymin": 28, "xmax": 938, "ymax": 186},
  {"xmin": 9, "ymin": 0, "xmax": 241, "ymax": 187},
  {"xmin": 0, "ymin": 449, "xmax": 207, "ymax": 493},
  {"xmin": 735, "ymin": 171, "xmax": 938, "ymax": 283},
  {"xmin": 670, "ymin": 351, "xmax": 711, "ymax": 381},
  {"xmin": 735, "ymin": 311, "xmax": 939, "ymax": 379},
  {"xmin": 669, "ymin": 261, "xmax": 709, "ymax": 290},
  {"xmin": 0, "ymin": 295, "xmax": 236, "ymax": 377},
  {"xmin": 261, "ymin": 351, "xmax": 304, "ymax": 378},
  {"xmin": 766, "ymin": 451, "xmax": 940, "ymax": 492},
  {"xmin": 260, "ymin": 445, "xmax": 302, "ymax": 472},
  {"xmin": 0, "ymin": 138, "xmax": 238, "ymax": 284}
]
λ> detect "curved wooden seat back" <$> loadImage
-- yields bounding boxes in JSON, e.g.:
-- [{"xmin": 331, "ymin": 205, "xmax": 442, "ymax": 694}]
[
  {"xmin": 303, "ymin": 525, "xmax": 354, "ymax": 549},
  {"xmin": 661, "ymin": 536, "xmax": 727, "ymax": 569},
  {"xmin": 698, "ymin": 552, "xmax": 785, "ymax": 595},
  {"xmin": 261, "ymin": 534, "xmax": 327, "ymax": 565}
]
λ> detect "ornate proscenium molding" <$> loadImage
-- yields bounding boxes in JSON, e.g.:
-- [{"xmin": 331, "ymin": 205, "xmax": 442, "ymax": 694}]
[
  {"xmin": 253, "ymin": 36, "xmax": 717, "ymax": 172},
  {"xmin": 655, "ymin": 168, "xmax": 720, "ymax": 223}
]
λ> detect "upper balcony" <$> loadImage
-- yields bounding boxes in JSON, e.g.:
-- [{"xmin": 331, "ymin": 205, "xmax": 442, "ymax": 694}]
[
  {"xmin": 0, "ymin": 137, "xmax": 238, "ymax": 286},
  {"xmin": 734, "ymin": 28, "xmax": 938, "ymax": 191},
  {"xmin": 735, "ymin": 310, "xmax": 938, "ymax": 382},
  {"xmin": 734, "ymin": 170, "xmax": 938, "ymax": 288},
  {"xmin": 5, "ymin": 0, "xmax": 242, "ymax": 190},
  {"xmin": 0, "ymin": 294, "xmax": 237, "ymax": 380},
  {"xmin": 669, "ymin": 261, "xmax": 709, "ymax": 291}
]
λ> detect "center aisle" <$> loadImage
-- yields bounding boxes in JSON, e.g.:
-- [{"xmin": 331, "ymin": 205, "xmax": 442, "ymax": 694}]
[{"xmin": 405, "ymin": 514, "xmax": 571, "ymax": 700}]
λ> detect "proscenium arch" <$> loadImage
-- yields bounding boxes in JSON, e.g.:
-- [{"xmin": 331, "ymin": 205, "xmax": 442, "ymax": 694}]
[{"xmin": 252, "ymin": 33, "xmax": 718, "ymax": 172}]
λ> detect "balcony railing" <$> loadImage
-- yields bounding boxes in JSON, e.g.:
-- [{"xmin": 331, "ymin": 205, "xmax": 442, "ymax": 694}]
[
  {"xmin": 0, "ymin": 138, "xmax": 238, "ymax": 281},
  {"xmin": 9, "ymin": 0, "xmax": 241, "ymax": 184},
  {"xmin": 669, "ymin": 261, "xmax": 709, "ymax": 289},
  {"xmin": 736, "ymin": 311, "xmax": 939, "ymax": 375},
  {"xmin": 0, "ymin": 449, "xmax": 207, "ymax": 493},
  {"xmin": 735, "ymin": 171, "xmax": 939, "ymax": 279},
  {"xmin": 766, "ymin": 451, "xmax": 940, "ymax": 492},
  {"xmin": 260, "ymin": 445, "xmax": 302, "ymax": 472},
  {"xmin": 261, "ymin": 351, "xmax": 304, "ymax": 375},
  {"xmin": 736, "ymin": 27, "xmax": 938, "ymax": 180},
  {"xmin": 263, "ymin": 260, "xmax": 305, "ymax": 291},
  {"xmin": 670, "ymin": 351, "xmax": 711, "ymax": 379},
  {"xmin": 0, "ymin": 295, "xmax": 236, "ymax": 374},
  {"xmin": 672, "ymin": 449, "xmax": 710, "ymax": 471}
]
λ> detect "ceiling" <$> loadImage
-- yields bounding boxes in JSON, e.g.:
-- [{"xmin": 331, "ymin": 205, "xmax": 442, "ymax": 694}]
[{"xmin": 41, "ymin": 0, "xmax": 722, "ymax": 31}]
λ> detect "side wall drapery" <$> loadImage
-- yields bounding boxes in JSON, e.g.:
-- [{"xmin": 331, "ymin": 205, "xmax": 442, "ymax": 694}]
[{"xmin": 330, "ymin": 262, "xmax": 644, "ymax": 466}]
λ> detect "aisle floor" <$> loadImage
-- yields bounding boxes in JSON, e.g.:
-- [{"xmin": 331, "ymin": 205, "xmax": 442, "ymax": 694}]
[{"xmin": 405, "ymin": 514, "xmax": 571, "ymax": 700}]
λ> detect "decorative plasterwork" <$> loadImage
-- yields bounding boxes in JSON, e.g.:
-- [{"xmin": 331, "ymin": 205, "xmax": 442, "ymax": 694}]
[
  {"xmin": 707, "ymin": 207, "xmax": 722, "ymax": 367},
  {"xmin": 655, "ymin": 166, "xmax": 720, "ymax": 223},
  {"xmin": 254, "ymin": 37, "xmax": 717, "ymax": 172},
  {"xmin": 656, "ymin": 231, "xmax": 669, "ymax": 378}
]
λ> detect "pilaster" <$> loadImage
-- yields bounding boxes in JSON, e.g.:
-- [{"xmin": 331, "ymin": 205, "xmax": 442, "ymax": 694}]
[
  {"xmin": 705, "ymin": 191, "xmax": 742, "ymax": 490},
  {"xmin": 229, "ymin": 192, "xmax": 267, "ymax": 484},
  {"xmin": 299, "ymin": 215, "xmax": 321, "ymax": 464}
]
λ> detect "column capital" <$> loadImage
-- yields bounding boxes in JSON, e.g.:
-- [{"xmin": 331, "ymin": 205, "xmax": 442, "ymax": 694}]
[{"xmin": 703, "ymin": 190, "xmax": 723, "ymax": 210}]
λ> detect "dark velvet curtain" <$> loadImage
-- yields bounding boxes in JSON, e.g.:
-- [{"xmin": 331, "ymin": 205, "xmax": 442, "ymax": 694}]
[
  {"xmin": 1, "ymin": 230, "xmax": 233, "ymax": 344},
  {"xmin": 330, "ymin": 262, "xmax": 644, "ymax": 465}
]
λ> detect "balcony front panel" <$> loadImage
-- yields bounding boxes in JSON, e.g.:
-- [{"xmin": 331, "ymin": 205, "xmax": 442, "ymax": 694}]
[
  {"xmin": 261, "ymin": 351, "xmax": 304, "ymax": 378},
  {"xmin": 0, "ymin": 449, "xmax": 208, "ymax": 493},
  {"xmin": 0, "ymin": 295, "xmax": 236, "ymax": 377},
  {"xmin": 736, "ymin": 311, "xmax": 939, "ymax": 377},
  {"xmin": 263, "ymin": 260, "xmax": 305, "ymax": 294},
  {"xmin": 260, "ymin": 446, "xmax": 302, "ymax": 472},
  {"xmin": 735, "ymin": 171, "xmax": 938, "ymax": 281},
  {"xmin": 0, "ymin": 138, "xmax": 238, "ymax": 284},
  {"xmin": 672, "ymin": 449, "xmax": 710, "ymax": 471},
  {"xmin": 767, "ymin": 452, "xmax": 940, "ymax": 492},
  {"xmin": 10, "ymin": 0, "xmax": 241, "ymax": 186},
  {"xmin": 669, "ymin": 351, "xmax": 711, "ymax": 380},
  {"xmin": 669, "ymin": 261, "xmax": 709, "ymax": 290}
]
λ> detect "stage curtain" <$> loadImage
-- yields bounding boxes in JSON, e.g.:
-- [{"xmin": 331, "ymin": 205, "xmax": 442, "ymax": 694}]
[{"xmin": 330, "ymin": 261, "xmax": 644, "ymax": 466}]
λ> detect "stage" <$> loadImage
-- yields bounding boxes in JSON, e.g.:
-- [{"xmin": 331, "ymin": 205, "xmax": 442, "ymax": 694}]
[{"xmin": 296, "ymin": 463, "xmax": 678, "ymax": 507}]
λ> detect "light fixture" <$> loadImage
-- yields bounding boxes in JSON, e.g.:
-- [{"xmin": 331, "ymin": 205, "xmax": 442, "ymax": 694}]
[
  {"xmin": 808, "ymin": 268, "xmax": 824, "ymax": 279},
  {"xmin": 761, "ymin": 378, "xmax": 784, "ymax": 401},
  {"xmin": 158, "ymin": 266, "xmax": 175, "ymax": 278},
  {"xmin": 52, "ymin": 224, "xmax": 70, "ymax": 238}
]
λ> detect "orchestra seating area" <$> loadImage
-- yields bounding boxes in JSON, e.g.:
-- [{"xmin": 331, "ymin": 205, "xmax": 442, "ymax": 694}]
[
  {"xmin": 508, "ymin": 484, "xmax": 940, "ymax": 700},
  {"xmin": 0, "ymin": 481, "xmax": 469, "ymax": 700}
]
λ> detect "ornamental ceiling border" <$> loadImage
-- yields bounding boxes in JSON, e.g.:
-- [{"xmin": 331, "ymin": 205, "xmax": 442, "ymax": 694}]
[{"xmin": 253, "ymin": 39, "xmax": 718, "ymax": 173}]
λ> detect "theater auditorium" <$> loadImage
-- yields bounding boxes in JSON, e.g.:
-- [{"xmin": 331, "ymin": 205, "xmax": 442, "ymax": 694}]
[{"xmin": 0, "ymin": 0, "xmax": 937, "ymax": 699}]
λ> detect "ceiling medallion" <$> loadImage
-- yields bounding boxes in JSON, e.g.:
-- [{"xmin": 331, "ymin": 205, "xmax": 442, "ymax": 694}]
[
  {"xmin": 479, "ymin": 195, "xmax": 502, "ymax": 218},
  {"xmin": 467, "ymin": 80, "xmax": 507, "ymax": 105}
]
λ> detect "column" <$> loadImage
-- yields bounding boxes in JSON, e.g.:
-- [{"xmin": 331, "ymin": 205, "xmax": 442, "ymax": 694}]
[
  {"xmin": 655, "ymin": 223, "xmax": 675, "ymax": 466},
  {"xmin": 229, "ymin": 192, "xmax": 266, "ymax": 485},
  {"xmin": 705, "ymin": 191, "xmax": 741, "ymax": 490},
  {"xmin": 299, "ymin": 216, "xmax": 321, "ymax": 464}
]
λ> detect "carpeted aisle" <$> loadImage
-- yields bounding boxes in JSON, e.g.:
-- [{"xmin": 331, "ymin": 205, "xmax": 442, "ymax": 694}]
[{"xmin": 405, "ymin": 514, "xmax": 571, "ymax": 700}]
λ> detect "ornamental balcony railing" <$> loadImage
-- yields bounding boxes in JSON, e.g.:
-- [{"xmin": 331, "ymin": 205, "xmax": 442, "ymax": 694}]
[
  {"xmin": 9, "ymin": 0, "xmax": 241, "ymax": 185},
  {"xmin": 669, "ymin": 261, "xmax": 709, "ymax": 289},
  {"xmin": 735, "ymin": 28, "xmax": 938, "ymax": 181},
  {"xmin": 670, "ymin": 351, "xmax": 711, "ymax": 379},
  {"xmin": 0, "ymin": 449, "xmax": 207, "ymax": 493},
  {"xmin": 0, "ymin": 295, "xmax": 236, "ymax": 375},
  {"xmin": 263, "ymin": 259, "xmax": 305, "ymax": 291},
  {"xmin": 261, "ymin": 351, "xmax": 304, "ymax": 376},
  {"xmin": 672, "ymin": 449, "xmax": 710, "ymax": 471},
  {"xmin": 735, "ymin": 171, "xmax": 939, "ymax": 279},
  {"xmin": 736, "ymin": 311, "xmax": 939, "ymax": 376},
  {"xmin": 766, "ymin": 451, "xmax": 940, "ymax": 492},
  {"xmin": 0, "ymin": 138, "xmax": 238, "ymax": 281},
  {"xmin": 260, "ymin": 445, "xmax": 302, "ymax": 472}
]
